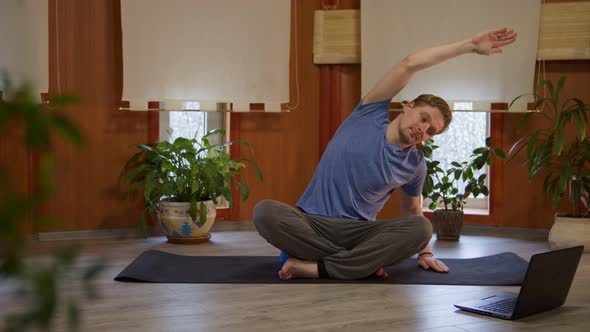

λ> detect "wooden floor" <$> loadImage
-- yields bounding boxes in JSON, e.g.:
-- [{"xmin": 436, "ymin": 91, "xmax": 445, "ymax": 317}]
[{"xmin": 2, "ymin": 222, "xmax": 589, "ymax": 332}]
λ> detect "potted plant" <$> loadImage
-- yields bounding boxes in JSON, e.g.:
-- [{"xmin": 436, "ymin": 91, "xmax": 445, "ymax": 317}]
[
  {"xmin": 419, "ymin": 137, "xmax": 505, "ymax": 240},
  {"xmin": 508, "ymin": 76, "xmax": 589, "ymax": 250},
  {"xmin": 121, "ymin": 129, "xmax": 262, "ymax": 243}
]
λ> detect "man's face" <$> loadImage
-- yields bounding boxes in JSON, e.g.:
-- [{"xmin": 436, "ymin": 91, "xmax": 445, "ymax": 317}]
[{"xmin": 398, "ymin": 102, "xmax": 445, "ymax": 145}]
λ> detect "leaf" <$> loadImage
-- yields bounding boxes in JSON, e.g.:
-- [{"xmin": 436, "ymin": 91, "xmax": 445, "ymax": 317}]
[
  {"xmin": 478, "ymin": 174, "xmax": 487, "ymax": 183},
  {"xmin": 473, "ymin": 147, "xmax": 487, "ymax": 154},
  {"xmin": 554, "ymin": 76, "xmax": 566, "ymax": 107},
  {"xmin": 492, "ymin": 148, "xmax": 505, "ymax": 159},
  {"xmin": 485, "ymin": 137, "xmax": 491, "ymax": 147},
  {"xmin": 139, "ymin": 212, "xmax": 147, "ymax": 238},
  {"xmin": 422, "ymin": 176, "xmax": 434, "ymax": 196},
  {"xmin": 466, "ymin": 167, "xmax": 473, "ymax": 180},
  {"xmin": 241, "ymin": 157, "xmax": 263, "ymax": 181},
  {"xmin": 234, "ymin": 139, "xmax": 255, "ymax": 155},
  {"xmin": 136, "ymin": 144, "xmax": 154, "ymax": 152},
  {"xmin": 67, "ymin": 302, "xmax": 80, "ymax": 329},
  {"xmin": 481, "ymin": 186, "xmax": 489, "ymax": 196},
  {"xmin": 516, "ymin": 111, "xmax": 534, "ymax": 134},
  {"xmin": 48, "ymin": 93, "xmax": 80, "ymax": 106},
  {"xmin": 237, "ymin": 181, "xmax": 249, "ymax": 201},
  {"xmin": 189, "ymin": 200, "xmax": 197, "ymax": 221},
  {"xmin": 536, "ymin": 79, "xmax": 554, "ymax": 101},
  {"xmin": 473, "ymin": 187, "xmax": 481, "ymax": 198},
  {"xmin": 441, "ymin": 183, "xmax": 452, "ymax": 192},
  {"xmin": 55, "ymin": 244, "xmax": 80, "ymax": 267},
  {"xmin": 48, "ymin": 114, "xmax": 85, "ymax": 146},
  {"xmin": 572, "ymin": 110, "xmax": 586, "ymax": 140},
  {"xmin": 509, "ymin": 92, "xmax": 535, "ymax": 111},
  {"xmin": 554, "ymin": 126, "xmax": 564, "ymax": 155},
  {"xmin": 507, "ymin": 135, "xmax": 529, "ymax": 161},
  {"xmin": 199, "ymin": 201, "xmax": 207, "ymax": 225}
]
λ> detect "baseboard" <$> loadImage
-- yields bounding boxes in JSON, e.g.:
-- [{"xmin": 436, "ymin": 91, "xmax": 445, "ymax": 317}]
[{"xmin": 36, "ymin": 226, "xmax": 163, "ymax": 241}]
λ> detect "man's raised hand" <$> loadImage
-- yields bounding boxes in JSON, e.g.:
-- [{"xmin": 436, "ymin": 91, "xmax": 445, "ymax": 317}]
[{"xmin": 471, "ymin": 27, "xmax": 517, "ymax": 55}]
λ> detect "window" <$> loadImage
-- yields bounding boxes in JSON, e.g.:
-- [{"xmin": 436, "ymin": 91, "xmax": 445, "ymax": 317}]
[{"xmin": 422, "ymin": 102, "xmax": 490, "ymax": 214}]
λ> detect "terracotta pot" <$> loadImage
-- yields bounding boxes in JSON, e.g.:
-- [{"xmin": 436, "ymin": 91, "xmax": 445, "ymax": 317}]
[
  {"xmin": 434, "ymin": 210, "xmax": 464, "ymax": 241},
  {"xmin": 549, "ymin": 213, "xmax": 590, "ymax": 252},
  {"xmin": 157, "ymin": 201, "xmax": 216, "ymax": 244}
]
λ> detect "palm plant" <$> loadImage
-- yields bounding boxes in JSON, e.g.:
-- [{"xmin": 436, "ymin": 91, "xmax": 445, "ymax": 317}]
[{"xmin": 508, "ymin": 76, "xmax": 589, "ymax": 217}]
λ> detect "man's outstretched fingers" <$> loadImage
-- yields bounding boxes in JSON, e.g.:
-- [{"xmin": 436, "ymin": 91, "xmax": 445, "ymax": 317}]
[{"xmin": 435, "ymin": 260, "xmax": 450, "ymax": 273}]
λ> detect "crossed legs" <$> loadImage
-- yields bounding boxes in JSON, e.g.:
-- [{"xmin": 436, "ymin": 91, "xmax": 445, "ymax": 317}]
[{"xmin": 253, "ymin": 199, "xmax": 432, "ymax": 280}]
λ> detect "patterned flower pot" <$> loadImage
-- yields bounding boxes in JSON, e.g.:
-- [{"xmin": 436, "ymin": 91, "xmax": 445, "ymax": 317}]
[
  {"xmin": 549, "ymin": 213, "xmax": 590, "ymax": 252},
  {"xmin": 157, "ymin": 201, "xmax": 216, "ymax": 244},
  {"xmin": 434, "ymin": 210, "xmax": 464, "ymax": 241}
]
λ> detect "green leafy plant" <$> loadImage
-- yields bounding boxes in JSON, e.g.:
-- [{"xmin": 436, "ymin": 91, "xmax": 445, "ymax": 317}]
[
  {"xmin": 419, "ymin": 137, "xmax": 505, "ymax": 211},
  {"xmin": 120, "ymin": 129, "xmax": 263, "ymax": 231},
  {"xmin": 0, "ymin": 76, "xmax": 104, "ymax": 332},
  {"xmin": 508, "ymin": 76, "xmax": 590, "ymax": 217}
]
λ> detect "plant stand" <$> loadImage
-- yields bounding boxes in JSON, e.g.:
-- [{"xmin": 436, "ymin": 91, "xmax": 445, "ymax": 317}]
[{"xmin": 434, "ymin": 210, "xmax": 464, "ymax": 241}]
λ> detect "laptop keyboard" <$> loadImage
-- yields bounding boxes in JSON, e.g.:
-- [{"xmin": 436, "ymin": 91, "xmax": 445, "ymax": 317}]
[{"xmin": 478, "ymin": 298, "xmax": 517, "ymax": 314}]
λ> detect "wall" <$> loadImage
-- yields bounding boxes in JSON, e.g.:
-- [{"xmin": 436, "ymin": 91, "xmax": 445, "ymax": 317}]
[
  {"xmin": 238, "ymin": 0, "xmax": 590, "ymax": 230},
  {"xmin": 41, "ymin": 0, "xmax": 147, "ymax": 231},
  {"xmin": 2, "ymin": 0, "xmax": 586, "ymax": 232},
  {"xmin": 236, "ymin": 0, "xmax": 363, "ymax": 220}
]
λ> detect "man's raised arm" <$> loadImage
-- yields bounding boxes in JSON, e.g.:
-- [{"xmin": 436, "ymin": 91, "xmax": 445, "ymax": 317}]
[{"xmin": 363, "ymin": 27, "xmax": 517, "ymax": 105}]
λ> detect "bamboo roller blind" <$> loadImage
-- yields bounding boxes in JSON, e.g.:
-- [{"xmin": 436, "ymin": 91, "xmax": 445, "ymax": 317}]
[
  {"xmin": 314, "ymin": 2, "xmax": 590, "ymax": 64},
  {"xmin": 538, "ymin": 2, "xmax": 590, "ymax": 60}
]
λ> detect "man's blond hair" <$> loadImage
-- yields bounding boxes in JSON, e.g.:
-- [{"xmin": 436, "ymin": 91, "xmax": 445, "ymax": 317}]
[{"xmin": 412, "ymin": 94, "xmax": 452, "ymax": 134}]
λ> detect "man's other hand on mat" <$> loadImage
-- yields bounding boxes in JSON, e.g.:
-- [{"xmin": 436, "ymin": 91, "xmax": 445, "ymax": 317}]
[{"xmin": 418, "ymin": 256, "xmax": 450, "ymax": 273}]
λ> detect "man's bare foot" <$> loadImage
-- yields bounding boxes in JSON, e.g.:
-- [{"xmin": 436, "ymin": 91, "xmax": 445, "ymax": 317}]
[
  {"xmin": 278, "ymin": 258, "xmax": 319, "ymax": 280},
  {"xmin": 374, "ymin": 267, "xmax": 389, "ymax": 279}
]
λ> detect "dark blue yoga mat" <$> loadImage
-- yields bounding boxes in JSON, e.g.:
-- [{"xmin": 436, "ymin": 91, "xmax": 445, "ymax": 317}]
[{"xmin": 115, "ymin": 250, "xmax": 528, "ymax": 285}]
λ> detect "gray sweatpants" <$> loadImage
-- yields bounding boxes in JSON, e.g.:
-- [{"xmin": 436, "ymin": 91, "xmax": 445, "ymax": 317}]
[{"xmin": 253, "ymin": 199, "xmax": 433, "ymax": 280}]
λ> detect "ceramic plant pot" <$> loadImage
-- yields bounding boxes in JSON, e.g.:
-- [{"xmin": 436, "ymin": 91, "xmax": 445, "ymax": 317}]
[{"xmin": 157, "ymin": 201, "xmax": 216, "ymax": 244}]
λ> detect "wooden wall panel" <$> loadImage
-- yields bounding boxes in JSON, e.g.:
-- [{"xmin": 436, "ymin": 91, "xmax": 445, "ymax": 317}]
[
  {"xmin": 27, "ymin": 0, "xmax": 587, "ymax": 231},
  {"xmin": 41, "ymin": 0, "xmax": 148, "ymax": 231},
  {"xmin": 236, "ymin": 0, "xmax": 322, "ymax": 218},
  {"xmin": 0, "ymin": 120, "xmax": 33, "ymax": 233}
]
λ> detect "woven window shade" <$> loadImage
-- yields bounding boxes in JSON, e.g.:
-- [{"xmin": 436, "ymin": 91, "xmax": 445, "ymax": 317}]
[
  {"xmin": 0, "ymin": 0, "xmax": 48, "ymax": 101},
  {"xmin": 538, "ymin": 2, "xmax": 590, "ymax": 60},
  {"xmin": 120, "ymin": 0, "xmax": 291, "ymax": 112},
  {"xmin": 313, "ymin": 10, "xmax": 360, "ymax": 64},
  {"xmin": 361, "ymin": 0, "xmax": 541, "ymax": 113}
]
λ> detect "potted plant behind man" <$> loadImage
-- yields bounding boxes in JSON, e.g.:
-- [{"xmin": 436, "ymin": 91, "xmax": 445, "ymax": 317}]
[
  {"xmin": 508, "ymin": 76, "xmax": 589, "ymax": 251},
  {"xmin": 419, "ymin": 137, "xmax": 505, "ymax": 240},
  {"xmin": 121, "ymin": 129, "xmax": 262, "ymax": 244}
]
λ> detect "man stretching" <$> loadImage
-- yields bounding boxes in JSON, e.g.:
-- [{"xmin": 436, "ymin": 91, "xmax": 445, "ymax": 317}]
[{"xmin": 254, "ymin": 28, "xmax": 517, "ymax": 280}]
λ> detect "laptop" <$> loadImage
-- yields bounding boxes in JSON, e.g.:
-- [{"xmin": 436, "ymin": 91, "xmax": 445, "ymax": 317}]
[{"xmin": 454, "ymin": 245, "xmax": 584, "ymax": 320}]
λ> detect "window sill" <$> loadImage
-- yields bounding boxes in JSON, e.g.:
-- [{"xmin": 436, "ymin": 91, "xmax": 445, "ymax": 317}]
[{"xmin": 423, "ymin": 207, "xmax": 489, "ymax": 216}]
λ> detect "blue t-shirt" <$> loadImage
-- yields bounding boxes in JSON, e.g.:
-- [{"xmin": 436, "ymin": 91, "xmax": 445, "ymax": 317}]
[{"xmin": 296, "ymin": 98, "xmax": 426, "ymax": 221}]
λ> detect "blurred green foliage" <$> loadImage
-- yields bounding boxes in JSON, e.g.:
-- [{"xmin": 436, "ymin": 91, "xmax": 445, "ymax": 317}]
[{"xmin": 0, "ymin": 74, "xmax": 104, "ymax": 332}]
